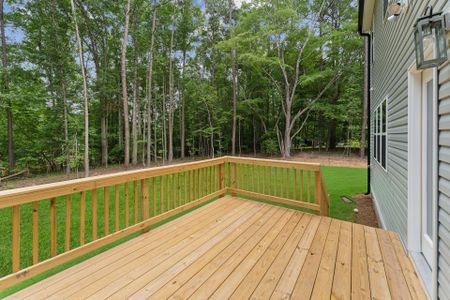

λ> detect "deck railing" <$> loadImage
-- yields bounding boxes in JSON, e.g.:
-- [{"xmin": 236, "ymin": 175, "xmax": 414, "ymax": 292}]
[{"xmin": 0, "ymin": 156, "xmax": 328, "ymax": 290}]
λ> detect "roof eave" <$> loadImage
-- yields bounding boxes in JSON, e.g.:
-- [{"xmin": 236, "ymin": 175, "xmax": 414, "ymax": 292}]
[{"xmin": 358, "ymin": 0, "xmax": 376, "ymax": 35}]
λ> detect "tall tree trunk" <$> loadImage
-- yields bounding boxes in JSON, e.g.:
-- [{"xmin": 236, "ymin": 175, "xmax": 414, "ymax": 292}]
[
  {"xmin": 71, "ymin": 0, "xmax": 89, "ymax": 177},
  {"xmin": 0, "ymin": 0, "xmax": 13, "ymax": 171},
  {"xmin": 229, "ymin": 0, "xmax": 237, "ymax": 156},
  {"xmin": 360, "ymin": 36, "xmax": 369, "ymax": 158},
  {"xmin": 168, "ymin": 15, "xmax": 175, "ymax": 162},
  {"xmin": 100, "ymin": 99, "xmax": 108, "ymax": 166},
  {"xmin": 121, "ymin": 0, "xmax": 132, "ymax": 168},
  {"xmin": 131, "ymin": 4, "xmax": 140, "ymax": 166},
  {"xmin": 180, "ymin": 50, "xmax": 186, "ymax": 159},
  {"xmin": 62, "ymin": 80, "xmax": 70, "ymax": 175},
  {"xmin": 146, "ymin": 1, "xmax": 157, "ymax": 166},
  {"xmin": 204, "ymin": 101, "xmax": 214, "ymax": 158},
  {"xmin": 283, "ymin": 99, "xmax": 292, "ymax": 158},
  {"xmin": 154, "ymin": 105, "xmax": 157, "ymax": 163},
  {"xmin": 162, "ymin": 77, "xmax": 167, "ymax": 163}
]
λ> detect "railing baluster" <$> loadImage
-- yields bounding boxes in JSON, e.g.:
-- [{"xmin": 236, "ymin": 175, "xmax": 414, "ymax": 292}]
[
  {"xmin": 166, "ymin": 175, "xmax": 170, "ymax": 210},
  {"xmin": 153, "ymin": 177, "xmax": 157, "ymax": 216},
  {"xmin": 196, "ymin": 168, "xmax": 200, "ymax": 199},
  {"xmin": 294, "ymin": 169, "xmax": 298, "ymax": 201},
  {"xmin": 92, "ymin": 190, "xmax": 97, "ymax": 241},
  {"xmin": 241, "ymin": 164, "xmax": 245, "ymax": 190},
  {"xmin": 280, "ymin": 168, "xmax": 284, "ymax": 198},
  {"xmin": 178, "ymin": 173, "xmax": 181, "ymax": 207},
  {"xmin": 133, "ymin": 181, "xmax": 138, "ymax": 223},
  {"xmin": 210, "ymin": 166, "xmax": 213, "ymax": 194},
  {"xmin": 252, "ymin": 164, "xmax": 255, "ymax": 192},
  {"xmin": 104, "ymin": 187, "xmax": 109, "ymax": 235},
  {"xmin": 12, "ymin": 205, "xmax": 20, "ymax": 272},
  {"xmin": 184, "ymin": 172, "xmax": 187, "ymax": 205},
  {"xmin": 80, "ymin": 191, "xmax": 86, "ymax": 245},
  {"xmin": 50, "ymin": 197, "xmax": 56, "ymax": 257},
  {"xmin": 267, "ymin": 166, "xmax": 271, "ymax": 196},
  {"xmin": 201, "ymin": 168, "xmax": 204, "ymax": 197},
  {"xmin": 314, "ymin": 171, "xmax": 321, "ymax": 207},
  {"xmin": 33, "ymin": 201, "xmax": 39, "ymax": 264},
  {"xmin": 66, "ymin": 195, "xmax": 71, "ymax": 251},
  {"xmin": 286, "ymin": 168, "xmax": 290, "ymax": 199},
  {"xmin": 125, "ymin": 182, "xmax": 129, "ymax": 227},
  {"xmin": 273, "ymin": 167, "xmax": 279, "ymax": 196},
  {"xmin": 307, "ymin": 171, "xmax": 311, "ymax": 202},
  {"xmin": 115, "ymin": 185, "xmax": 120, "ymax": 232},
  {"xmin": 231, "ymin": 163, "xmax": 236, "ymax": 196},
  {"xmin": 190, "ymin": 170, "xmax": 194, "ymax": 202},
  {"xmin": 171, "ymin": 174, "xmax": 175, "ymax": 208},
  {"xmin": 300, "ymin": 170, "xmax": 304, "ymax": 201},
  {"xmin": 160, "ymin": 176, "xmax": 165, "ymax": 213},
  {"xmin": 141, "ymin": 179, "xmax": 149, "ymax": 220}
]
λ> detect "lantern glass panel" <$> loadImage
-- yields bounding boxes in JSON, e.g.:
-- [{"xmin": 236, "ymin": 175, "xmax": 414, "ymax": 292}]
[{"xmin": 414, "ymin": 15, "xmax": 448, "ymax": 69}]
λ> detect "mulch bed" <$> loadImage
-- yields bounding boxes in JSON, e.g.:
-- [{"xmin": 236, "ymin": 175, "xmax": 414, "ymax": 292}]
[{"xmin": 353, "ymin": 194, "xmax": 379, "ymax": 228}]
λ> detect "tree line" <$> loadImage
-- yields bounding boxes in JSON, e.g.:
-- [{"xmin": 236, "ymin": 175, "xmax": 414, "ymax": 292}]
[{"xmin": 0, "ymin": 0, "xmax": 365, "ymax": 177}]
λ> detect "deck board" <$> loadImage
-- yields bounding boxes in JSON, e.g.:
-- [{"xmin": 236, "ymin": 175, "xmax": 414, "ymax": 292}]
[{"xmin": 7, "ymin": 196, "xmax": 428, "ymax": 300}]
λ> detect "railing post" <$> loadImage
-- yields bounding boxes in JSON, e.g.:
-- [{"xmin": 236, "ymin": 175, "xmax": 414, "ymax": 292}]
[
  {"xmin": 315, "ymin": 170, "xmax": 328, "ymax": 216},
  {"xmin": 141, "ymin": 179, "xmax": 149, "ymax": 221},
  {"xmin": 219, "ymin": 162, "xmax": 225, "ymax": 195},
  {"xmin": 231, "ymin": 162, "xmax": 237, "ymax": 196}
]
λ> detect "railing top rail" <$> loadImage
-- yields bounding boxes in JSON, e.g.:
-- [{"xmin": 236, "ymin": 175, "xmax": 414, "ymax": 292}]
[
  {"xmin": 0, "ymin": 157, "xmax": 226, "ymax": 209},
  {"xmin": 224, "ymin": 156, "xmax": 321, "ymax": 171}
]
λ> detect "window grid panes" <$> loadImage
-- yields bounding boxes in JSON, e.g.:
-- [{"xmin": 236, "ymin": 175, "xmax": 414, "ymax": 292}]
[{"xmin": 374, "ymin": 98, "xmax": 387, "ymax": 170}]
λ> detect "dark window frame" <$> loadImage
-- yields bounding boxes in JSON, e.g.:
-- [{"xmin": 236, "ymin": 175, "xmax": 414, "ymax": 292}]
[{"xmin": 374, "ymin": 98, "xmax": 388, "ymax": 170}]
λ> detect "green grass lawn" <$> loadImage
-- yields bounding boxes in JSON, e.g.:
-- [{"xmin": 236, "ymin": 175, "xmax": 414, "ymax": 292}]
[
  {"xmin": 0, "ymin": 164, "xmax": 367, "ymax": 298},
  {"xmin": 321, "ymin": 166, "xmax": 368, "ymax": 221}
]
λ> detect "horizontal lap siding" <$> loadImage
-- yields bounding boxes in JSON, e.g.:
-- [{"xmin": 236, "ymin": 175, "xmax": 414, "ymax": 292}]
[
  {"xmin": 370, "ymin": 0, "xmax": 433, "ymax": 242},
  {"xmin": 371, "ymin": 0, "xmax": 449, "ymax": 297},
  {"xmin": 439, "ymin": 49, "xmax": 450, "ymax": 299}
]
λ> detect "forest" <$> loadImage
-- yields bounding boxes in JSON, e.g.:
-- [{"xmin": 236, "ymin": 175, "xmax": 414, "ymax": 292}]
[{"xmin": 0, "ymin": 0, "xmax": 365, "ymax": 177}]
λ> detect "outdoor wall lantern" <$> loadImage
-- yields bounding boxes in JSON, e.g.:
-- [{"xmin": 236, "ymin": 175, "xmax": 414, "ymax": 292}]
[{"xmin": 414, "ymin": 6, "xmax": 449, "ymax": 70}]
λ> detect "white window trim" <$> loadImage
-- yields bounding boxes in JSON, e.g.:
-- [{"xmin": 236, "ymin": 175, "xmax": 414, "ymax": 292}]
[{"xmin": 374, "ymin": 98, "xmax": 388, "ymax": 171}]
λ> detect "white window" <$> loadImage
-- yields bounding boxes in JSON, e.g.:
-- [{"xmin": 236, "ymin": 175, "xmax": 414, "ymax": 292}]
[{"xmin": 374, "ymin": 98, "xmax": 387, "ymax": 170}]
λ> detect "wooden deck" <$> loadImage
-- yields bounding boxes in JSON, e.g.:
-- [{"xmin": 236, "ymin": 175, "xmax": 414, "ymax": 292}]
[{"xmin": 6, "ymin": 196, "xmax": 427, "ymax": 300}]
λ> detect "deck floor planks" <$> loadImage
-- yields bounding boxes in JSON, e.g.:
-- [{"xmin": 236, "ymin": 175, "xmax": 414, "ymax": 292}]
[
  {"xmin": 6, "ymin": 196, "xmax": 428, "ymax": 300},
  {"xmin": 119, "ymin": 205, "xmax": 281, "ymax": 299},
  {"xmin": 309, "ymin": 218, "xmax": 341, "ymax": 299},
  {"xmin": 40, "ymin": 199, "xmax": 248, "ymax": 299},
  {"xmin": 142, "ymin": 203, "xmax": 278, "ymax": 299},
  {"xmin": 147, "ymin": 204, "xmax": 279, "ymax": 299},
  {"xmin": 193, "ymin": 211, "xmax": 294, "ymax": 299},
  {"xmin": 377, "ymin": 229, "xmax": 412, "ymax": 300},
  {"xmin": 388, "ymin": 231, "xmax": 429, "ymax": 300},
  {"xmin": 365, "ymin": 226, "xmax": 391, "ymax": 300},
  {"xmin": 331, "ymin": 220, "xmax": 352, "ymax": 299},
  {"xmin": 289, "ymin": 217, "xmax": 332, "ymax": 299},
  {"xmin": 10, "ymin": 197, "xmax": 236, "ymax": 299},
  {"xmin": 213, "ymin": 213, "xmax": 304, "ymax": 300},
  {"xmin": 185, "ymin": 207, "xmax": 291, "ymax": 299},
  {"xmin": 351, "ymin": 223, "xmax": 371, "ymax": 300},
  {"xmin": 70, "ymin": 201, "xmax": 260, "ymax": 299},
  {"xmin": 110, "ymin": 205, "xmax": 279, "ymax": 300},
  {"xmin": 228, "ymin": 214, "xmax": 304, "ymax": 300},
  {"xmin": 250, "ymin": 214, "xmax": 318, "ymax": 299}
]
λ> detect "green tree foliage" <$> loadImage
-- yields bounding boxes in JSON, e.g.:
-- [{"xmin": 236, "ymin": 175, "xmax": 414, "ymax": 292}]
[{"xmin": 0, "ymin": 0, "xmax": 364, "ymax": 175}]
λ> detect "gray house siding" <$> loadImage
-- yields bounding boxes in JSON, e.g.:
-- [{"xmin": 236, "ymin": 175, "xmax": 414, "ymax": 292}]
[
  {"xmin": 370, "ymin": 1, "xmax": 450, "ymax": 298},
  {"xmin": 370, "ymin": 0, "xmax": 446, "ymax": 242},
  {"xmin": 438, "ymin": 36, "xmax": 450, "ymax": 299}
]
